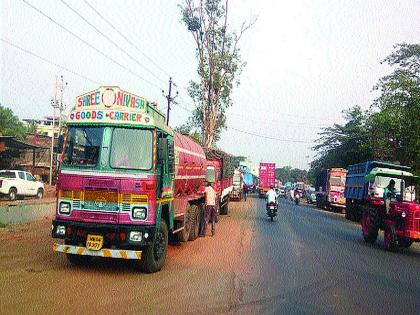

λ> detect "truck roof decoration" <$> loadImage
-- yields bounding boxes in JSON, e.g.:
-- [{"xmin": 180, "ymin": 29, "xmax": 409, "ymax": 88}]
[{"xmin": 68, "ymin": 86, "xmax": 172, "ymax": 134}]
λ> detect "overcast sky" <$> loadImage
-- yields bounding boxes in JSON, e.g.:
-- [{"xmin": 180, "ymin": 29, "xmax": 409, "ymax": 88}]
[{"xmin": 1, "ymin": 0, "xmax": 419, "ymax": 169}]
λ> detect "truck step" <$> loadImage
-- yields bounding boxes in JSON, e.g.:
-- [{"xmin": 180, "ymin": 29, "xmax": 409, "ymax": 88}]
[{"xmin": 172, "ymin": 226, "xmax": 185, "ymax": 234}]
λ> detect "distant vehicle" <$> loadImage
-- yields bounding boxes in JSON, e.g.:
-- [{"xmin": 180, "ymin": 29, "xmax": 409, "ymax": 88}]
[
  {"xmin": 230, "ymin": 169, "xmax": 243, "ymax": 201},
  {"xmin": 258, "ymin": 162, "xmax": 276, "ymax": 198},
  {"xmin": 315, "ymin": 168, "xmax": 347, "ymax": 211},
  {"xmin": 305, "ymin": 187, "xmax": 316, "ymax": 204},
  {"xmin": 0, "ymin": 170, "xmax": 44, "ymax": 200}
]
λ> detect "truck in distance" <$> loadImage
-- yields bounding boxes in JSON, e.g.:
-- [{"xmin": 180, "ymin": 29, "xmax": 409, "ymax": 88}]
[
  {"xmin": 258, "ymin": 162, "xmax": 276, "ymax": 198},
  {"xmin": 315, "ymin": 168, "xmax": 347, "ymax": 211}
]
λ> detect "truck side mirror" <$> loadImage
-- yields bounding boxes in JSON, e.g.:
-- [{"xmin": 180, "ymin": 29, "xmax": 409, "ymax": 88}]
[{"xmin": 157, "ymin": 138, "xmax": 168, "ymax": 162}]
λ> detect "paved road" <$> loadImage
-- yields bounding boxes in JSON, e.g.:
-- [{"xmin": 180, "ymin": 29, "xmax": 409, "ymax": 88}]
[{"xmin": 0, "ymin": 196, "xmax": 419, "ymax": 314}]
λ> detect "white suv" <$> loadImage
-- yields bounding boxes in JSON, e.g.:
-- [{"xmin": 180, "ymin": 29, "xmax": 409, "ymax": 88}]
[{"xmin": 0, "ymin": 170, "xmax": 45, "ymax": 201}]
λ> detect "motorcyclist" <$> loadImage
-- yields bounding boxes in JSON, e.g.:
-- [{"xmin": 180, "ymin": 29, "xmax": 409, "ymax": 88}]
[{"xmin": 266, "ymin": 185, "xmax": 278, "ymax": 213}]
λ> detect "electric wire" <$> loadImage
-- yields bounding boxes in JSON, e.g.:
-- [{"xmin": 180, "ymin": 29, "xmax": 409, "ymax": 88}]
[
  {"xmin": 21, "ymin": 0, "xmax": 162, "ymax": 91},
  {"xmin": 59, "ymin": 0, "xmax": 166, "ymax": 86},
  {"xmin": 1, "ymin": 38, "xmax": 102, "ymax": 85},
  {"xmin": 83, "ymin": 0, "xmax": 173, "ymax": 79}
]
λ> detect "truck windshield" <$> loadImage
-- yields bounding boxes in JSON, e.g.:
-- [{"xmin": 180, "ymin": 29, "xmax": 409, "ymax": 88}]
[
  {"xmin": 63, "ymin": 127, "xmax": 104, "ymax": 166},
  {"xmin": 110, "ymin": 128, "xmax": 153, "ymax": 170},
  {"xmin": 330, "ymin": 176, "xmax": 345, "ymax": 186}
]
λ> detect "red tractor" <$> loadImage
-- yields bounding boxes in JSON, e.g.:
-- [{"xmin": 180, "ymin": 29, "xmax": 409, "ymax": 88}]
[{"xmin": 362, "ymin": 173, "xmax": 420, "ymax": 251}]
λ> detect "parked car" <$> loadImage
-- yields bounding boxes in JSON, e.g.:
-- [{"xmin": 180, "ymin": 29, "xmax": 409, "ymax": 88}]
[{"xmin": 0, "ymin": 170, "xmax": 45, "ymax": 200}]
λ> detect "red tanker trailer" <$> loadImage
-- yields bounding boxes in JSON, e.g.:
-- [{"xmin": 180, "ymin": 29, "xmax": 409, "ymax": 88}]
[{"xmin": 52, "ymin": 86, "xmax": 234, "ymax": 273}]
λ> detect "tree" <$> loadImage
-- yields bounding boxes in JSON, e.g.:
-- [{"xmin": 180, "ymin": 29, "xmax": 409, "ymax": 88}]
[
  {"xmin": 179, "ymin": 0, "xmax": 256, "ymax": 148},
  {"xmin": 309, "ymin": 106, "xmax": 372, "ymax": 181},
  {"xmin": 0, "ymin": 104, "xmax": 27, "ymax": 140},
  {"xmin": 276, "ymin": 166, "xmax": 307, "ymax": 184},
  {"xmin": 370, "ymin": 43, "xmax": 420, "ymax": 173}
]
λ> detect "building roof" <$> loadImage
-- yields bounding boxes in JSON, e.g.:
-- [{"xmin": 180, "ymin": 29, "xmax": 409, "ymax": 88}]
[{"xmin": 0, "ymin": 136, "xmax": 47, "ymax": 150}]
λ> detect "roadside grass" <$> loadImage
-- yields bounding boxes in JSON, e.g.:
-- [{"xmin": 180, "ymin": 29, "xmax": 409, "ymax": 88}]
[{"xmin": 0, "ymin": 220, "xmax": 6, "ymax": 228}]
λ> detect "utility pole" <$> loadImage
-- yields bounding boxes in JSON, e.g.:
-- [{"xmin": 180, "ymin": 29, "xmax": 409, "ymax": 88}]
[
  {"xmin": 163, "ymin": 77, "xmax": 178, "ymax": 125},
  {"xmin": 49, "ymin": 75, "xmax": 67, "ymax": 185}
]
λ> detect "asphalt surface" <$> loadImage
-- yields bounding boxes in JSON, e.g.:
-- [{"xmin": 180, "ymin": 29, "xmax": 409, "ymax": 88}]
[{"xmin": 0, "ymin": 195, "xmax": 419, "ymax": 314}]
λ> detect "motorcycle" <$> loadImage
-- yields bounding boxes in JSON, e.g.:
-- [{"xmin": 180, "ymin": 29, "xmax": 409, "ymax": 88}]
[{"xmin": 266, "ymin": 201, "xmax": 278, "ymax": 221}]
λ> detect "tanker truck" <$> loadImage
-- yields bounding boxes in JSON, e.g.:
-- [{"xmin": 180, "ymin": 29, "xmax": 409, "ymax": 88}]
[{"xmin": 51, "ymin": 86, "xmax": 228, "ymax": 273}]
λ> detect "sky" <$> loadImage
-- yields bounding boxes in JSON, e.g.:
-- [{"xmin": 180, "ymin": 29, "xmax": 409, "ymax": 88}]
[{"xmin": 1, "ymin": 0, "xmax": 420, "ymax": 169}]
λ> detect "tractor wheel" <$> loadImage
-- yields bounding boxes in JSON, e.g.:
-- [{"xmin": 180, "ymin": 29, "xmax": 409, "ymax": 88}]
[
  {"xmin": 362, "ymin": 211, "xmax": 378, "ymax": 244},
  {"xmin": 139, "ymin": 220, "xmax": 168, "ymax": 273},
  {"xmin": 384, "ymin": 225, "xmax": 397, "ymax": 251},
  {"xmin": 188, "ymin": 205, "xmax": 200, "ymax": 241},
  {"xmin": 398, "ymin": 238, "xmax": 413, "ymax": 248}
]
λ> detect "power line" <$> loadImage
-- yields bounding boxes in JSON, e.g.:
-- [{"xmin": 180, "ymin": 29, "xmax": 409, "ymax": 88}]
[
  {"xmin": 1, "ymin": 38, "xmax": 102, "ymax": 85},
  {"xmin": 21, "ymin": 0, "xmax": 162, "ymax": 91},
  {"xmin": 59, "ymin": 0, "xmax": 166, "ymax": 86},
  {"xmin": 228, "ymin": 126, "xmax": 313, "ymax": 144},
  {"xmin": 83, "ymin": 0, "xmax": 172, "ymax": 79}
]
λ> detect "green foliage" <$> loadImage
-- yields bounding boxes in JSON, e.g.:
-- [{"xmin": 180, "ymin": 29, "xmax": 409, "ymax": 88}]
[
  {"xmin": 276, "ymin": 166, "xmax": 307, "ymax": 184},
  {"xmin": 179, "ymin": 0, "xmax": 255, "ymax": 148},
  {"xmin": 0, "ymin": 104, "xmax": 26, "ymax": 140},
  {"xmin": 309, "ymin": 43, "xmax": 420, "ymax": 177}
]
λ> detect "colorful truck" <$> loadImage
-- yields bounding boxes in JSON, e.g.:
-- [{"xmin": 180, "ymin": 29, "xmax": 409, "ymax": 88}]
[
  {"xmin": 315, "ymin": 168, "xmax": 347, "ymax": 211},
  {"xmin": 51, "ymin": 86, "xmax": 231, "ymax": 273},
  {"xmin": 344, "ymin": 161, "xmax": 419, "ymax": 250},
  {"xmin": 258, "ymin": 162, "xmax": 276, "ymax": 198}
]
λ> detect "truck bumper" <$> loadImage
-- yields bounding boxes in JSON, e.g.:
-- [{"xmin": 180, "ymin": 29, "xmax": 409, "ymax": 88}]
[{"xmin": 53, "ymin": 243, "xmax": 142, "ymax": 260}]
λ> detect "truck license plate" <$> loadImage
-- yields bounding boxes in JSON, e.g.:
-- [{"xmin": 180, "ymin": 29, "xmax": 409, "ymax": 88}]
[{"xmin": 86, "ymin": 234, "xmax": 103, "ymax": 251}]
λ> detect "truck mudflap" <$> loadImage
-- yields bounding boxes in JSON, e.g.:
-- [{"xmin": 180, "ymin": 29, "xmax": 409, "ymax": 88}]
[{"xmin": 53, "ymin": 243, "xmax": 142, "ymax": 260}]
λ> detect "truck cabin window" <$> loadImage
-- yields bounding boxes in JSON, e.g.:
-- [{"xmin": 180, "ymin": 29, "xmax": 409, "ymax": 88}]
[
  {"xmin": 330, "ymin": 176, "xmax": 344, "ymax": 186},
  {"xmin": 110, "ymin": 128, "xmax": 153, "ymax": 170},
  {"xmin": 63, "ymin": 127, "xmax": 104, "ymax": 166}
]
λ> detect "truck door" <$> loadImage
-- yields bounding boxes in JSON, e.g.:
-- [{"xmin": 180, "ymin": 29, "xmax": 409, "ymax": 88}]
[{"xmin": 157, "ymin": 133, "xmax": 172, "ymax": 200}]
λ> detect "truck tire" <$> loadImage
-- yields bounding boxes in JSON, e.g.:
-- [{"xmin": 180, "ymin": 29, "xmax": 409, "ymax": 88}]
[
  {"xmin": 362, "ymin": 211, "xmax": 378, "ymax": 244},
  {"xmin": 140, "ymin": 220, "xmax": 168, "ymax": 273},
  {"xmin": 178, "ymin": 207, "xmax": 192, "ymax": 242},
  {"xmin": 220, "ymin": 198, "xmax": 229, "ymax": 215},
  {"xmin": 398, "ymin": 238, "xmax": 413, "ymax": 248},
  {"xmin": 384, "ymin": 225, "xmax": 397, "ymax": 251},
  {"xmin": 188, "ymin": 204, "xmax": 200, "ymax": 241},
  {"xmin": 37, "ymin": 188, "xmax": 44, "ymax": 199},
  {"xmin": 8, "ymin": 188, "xmax": 17, "ymax": 201}
]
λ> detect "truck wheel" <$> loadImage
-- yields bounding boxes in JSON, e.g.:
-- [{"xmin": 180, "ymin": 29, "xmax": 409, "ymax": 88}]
[
  {"xmin": 398, "ymin": 238, "xmax": 413, "ymax": 248},
  {"xmin": 178, "ymin": 207, "xmax": 192, "ymax": 242},
  {"xmin": 362, "ymin": 212, "xmax": 378, "ymax": 243},
  {"xmin": 8, "ymin": 188, "xmax": 17, "ymax": 201},
  {"xmin": 188, "ymin": 205, "xmax": 200, "ymax": 241},
  {"xmin": 37, "ymin": 188, "xmax": 44, "ymax": 199},
  {"xmin": 384, "ymin": 225, "xmax": 397, "ymax": 251},
  {"xmin": 140, "ymin": 220, "xmax": 168, "ymax": 273}
]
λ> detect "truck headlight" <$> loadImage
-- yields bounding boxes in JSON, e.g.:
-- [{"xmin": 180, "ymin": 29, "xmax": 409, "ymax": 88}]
[
  {"xmin": 132, "ymin": 207, "xmax": 147, "ymax": 220},
  {"xmin": 59, "ymin": 202, "xmax": 71, "ymax": 214},
  {"xmin": 129, "ymin": 231, "xmax": 142, "ymax": 242},
  {"xmin": 56, "ymin": 225, "xmax": 66, "ymax": 236}
]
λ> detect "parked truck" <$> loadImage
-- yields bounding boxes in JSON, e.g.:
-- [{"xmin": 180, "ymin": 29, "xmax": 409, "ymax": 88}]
[
  {"xmin": 51, "ymin": 86, "xmax": 233, "ymax": 273},
  {"xmin": 258, "ymin": 162, "xmax": 276, "ymax": 198},
  {"xmin": 230, "ymin": 168, "xmax": 243, "ymax": 201},
  {"xmin": 345, "ymin": 161, "xmax": 419, "ymax": 250},
  {"xmin": 205, "ymin": 148, "xmax": 234, "ymax": 213},
  {"xmin": 315, "ymin": 168, "xmax": 347, "ymax": 211}
]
